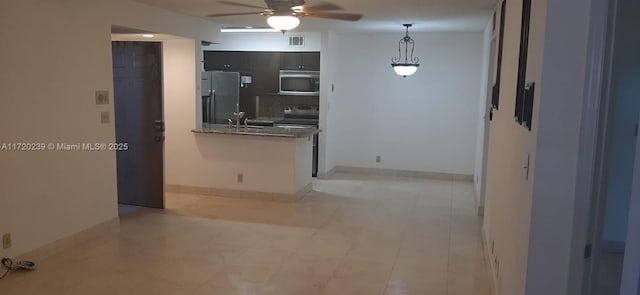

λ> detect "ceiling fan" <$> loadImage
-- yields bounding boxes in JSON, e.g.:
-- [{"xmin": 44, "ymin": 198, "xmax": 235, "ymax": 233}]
[{"xmin": 207, "ymin": 0, "xmax": 363, "ymax": 31}]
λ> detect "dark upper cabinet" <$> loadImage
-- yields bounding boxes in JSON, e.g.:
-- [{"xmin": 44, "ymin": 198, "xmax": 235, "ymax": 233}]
[
  {"xmin": 204, "ymin": 51, "xmax": 249, "ymax": 71},
  {"xmin": 249, "ymin": 52, "xmax": 281, "ymax": 94},
  {"xmin": 280, "ymin": 52, "xmax": 320, "ymax": 71},
  {"xmin": 203, "ymin": 51, "xmax": 321, "ymax": 95}
]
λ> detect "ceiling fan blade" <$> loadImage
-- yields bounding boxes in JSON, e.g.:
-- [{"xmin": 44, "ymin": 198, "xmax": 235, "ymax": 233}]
[
  {"xmin": 306, "ymin": 12, "xmax": 363, "ymax": 21},
  {"xmin": 217, "ymin": 1, "xmax": 268, "ymax": 9},
  {"xmin": 303, "ymin": 2, "xmax": 343, "ymax": 11},
  {"xmin": 207, "ymin": 11, "xmax": 262, "ymax": 17}
]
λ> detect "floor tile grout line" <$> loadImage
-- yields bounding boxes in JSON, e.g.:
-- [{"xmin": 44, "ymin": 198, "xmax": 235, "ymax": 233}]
[
  {"xmin": 446, "ymin": 181, "xmax": 454, "ymax": 295},
  {"xmin": 6, "ymin": 174, "xmax": 489, "ymax": 295},
  {"xmin": 378, "ymin": 186, "xmax": 420, "ymax": 295}
]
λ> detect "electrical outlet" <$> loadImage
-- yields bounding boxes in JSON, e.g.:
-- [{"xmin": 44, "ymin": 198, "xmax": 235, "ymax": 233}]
[
  {"xmin": 237, "ymin": 173, "xmax": 243, "ymax": 183},
  {"xmin": 101, "ymin": 112, "xmax": 110, "ymax": 124},
  {"xmin": 2, "ymin": 233, "xmax": 11, "ymax": 249},
  {"xmin": 376, "ymin": 155, "xmax": 381, "ymax": 163},
  {"xmin": 95, "ymin": 90, "xmax": 110, "ymax": 105}
]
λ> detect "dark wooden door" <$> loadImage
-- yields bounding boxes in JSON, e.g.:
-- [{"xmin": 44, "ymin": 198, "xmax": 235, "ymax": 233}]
[{"xmin": 112, "ymin": 41, "xmax": 164, "ymax": 209}]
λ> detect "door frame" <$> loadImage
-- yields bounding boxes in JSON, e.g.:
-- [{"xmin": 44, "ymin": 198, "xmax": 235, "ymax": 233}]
[
  {"xmin": 479, "ymin": 32, "xmax": 498, "ymax": 216},
  {"xmin": 568, "ymin": 0, "xmax": 622, "ymax": 293},
  {"xmin": 112, "ymin": 40, "xmax": 166, "ymax": 210},
  {"xmin": 621, "ymin": 120, "xmax": 640, "ymax": 294}
]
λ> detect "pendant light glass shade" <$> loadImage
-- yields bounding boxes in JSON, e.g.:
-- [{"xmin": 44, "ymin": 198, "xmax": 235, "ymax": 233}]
[
  {"xmin": 391, "ymin": 24, "xmax": 420, "ymax": 78},
  {"xmin": 267, "ymin": 15, "xmax": 300, "ymax": 31},
  {"xmin": 392, "ymin": 65, "xmax": 419, "ymax": 77}
]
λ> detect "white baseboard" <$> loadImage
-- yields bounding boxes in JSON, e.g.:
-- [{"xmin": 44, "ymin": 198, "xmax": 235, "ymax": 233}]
[
  {"xmin": 317, "ymin": 166, "xmax": 336, "ymax": 179},
  {"xmin": 166, "ymin": 184, "xmax": 309, "ymax": 202},
  {"xmin": 332, "ymin": 166, "xmax": 474, "ymax": 182}
]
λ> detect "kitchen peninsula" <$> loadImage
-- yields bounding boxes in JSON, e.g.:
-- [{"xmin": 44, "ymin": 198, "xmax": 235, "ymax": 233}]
[
  {"xmin": 163, "ymin": 48, "xmax": 322, "ymax": 202},
  {"xmin": 166, "ymin": 124, "xmax": 319, "ymax": 202}
]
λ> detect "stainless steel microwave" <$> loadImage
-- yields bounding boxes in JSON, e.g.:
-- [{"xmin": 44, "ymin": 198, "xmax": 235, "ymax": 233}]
[{"xmin": 279, "ymin": 70, "xmax": 320, "ymax": 96}]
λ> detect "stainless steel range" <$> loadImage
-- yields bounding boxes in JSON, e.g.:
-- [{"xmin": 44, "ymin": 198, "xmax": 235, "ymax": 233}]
[{"xmin": 275, "ymin": 105, "xmax": 319, "ymax": 177}]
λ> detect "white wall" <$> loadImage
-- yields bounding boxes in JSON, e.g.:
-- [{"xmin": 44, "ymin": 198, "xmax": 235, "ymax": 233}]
[
  {"xmin": 199, "ymin": 30, "xmax": 486, "ymax": 178},
  {"xmin": 482, "ymin": 0, "xmax": 542, "ymax": 292},
  {"xmin": 318, "ymin": 31, "xmax": 331, "ymax": 175},
  {"xmin": 203, "ymin": 31, "xmax": 322, "ymax": 52},
  {"xmin": 483, "ymin": 0, "xmax": 617, "ymax": 293},
  {"xmin": 165, "ymin": 131, "xmax": 310, "ymax": 195},
  {"xmin": 327, "ymin": 32, "xmax": 484, "ymax": 176},
  {"xmin": 321, "ymin": 31, "xmax": 340, "ymax": 175},
  {"xmin": 473, "ymin": 20, "xmax": 494, "ymax": 207},
  {"xmin": 0, "ymin": 0, "xmax": 219, "ymax": 258}
]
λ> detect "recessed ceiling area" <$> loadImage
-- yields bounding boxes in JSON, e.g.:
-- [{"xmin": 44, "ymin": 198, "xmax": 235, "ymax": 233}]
[
  {"xmin": 111, "ymin": 33, "xmax": 187, "ymax": 41},
  {"xmin": 111, "ymin": 25, "xmax": 188, "ymax": 41},
  {"xmin": 111, "ymin": 25, "xmax": 156, "ymax": 34},
  {"xmin": 132, "ymin": 0, "xmax": 498, "ymax": 32}
]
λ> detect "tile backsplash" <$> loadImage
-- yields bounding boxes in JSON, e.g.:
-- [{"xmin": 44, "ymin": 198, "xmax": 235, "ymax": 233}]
[{"xmin": 255, "ymin": 95, "xmax": 319, "ymax": 119}]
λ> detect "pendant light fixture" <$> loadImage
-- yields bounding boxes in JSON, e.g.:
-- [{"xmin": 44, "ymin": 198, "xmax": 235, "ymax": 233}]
[{"xmin": 391, "ymin": 24, "xmax": 420, "ymax": 78}]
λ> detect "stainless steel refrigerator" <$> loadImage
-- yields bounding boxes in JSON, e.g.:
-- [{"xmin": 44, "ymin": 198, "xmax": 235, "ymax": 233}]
[{"xmin": 201, "ymin": 71, "xmax": 240, "ymax": 125}]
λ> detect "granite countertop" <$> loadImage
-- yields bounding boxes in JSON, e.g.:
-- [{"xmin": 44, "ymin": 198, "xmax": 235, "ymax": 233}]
[{"xmin": 192, "ymin": 124, "xmax": 320, "ymax": 138}]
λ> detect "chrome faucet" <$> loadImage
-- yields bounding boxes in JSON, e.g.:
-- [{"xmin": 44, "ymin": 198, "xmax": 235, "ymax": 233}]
[{"xmin": 233, "ymin": 104, "xmax": 245, "ymax": 131}]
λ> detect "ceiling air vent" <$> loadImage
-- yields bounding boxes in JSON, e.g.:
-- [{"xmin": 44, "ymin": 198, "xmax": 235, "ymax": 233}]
[{"xmin": 288, "ymin": 36, "xmax": 305, "ymax": 48}]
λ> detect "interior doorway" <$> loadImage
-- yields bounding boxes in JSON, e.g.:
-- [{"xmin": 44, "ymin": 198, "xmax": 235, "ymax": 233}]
[
  {"xmin": 586, "ymin": 0, "xmax": 640, "ymax": 293},
  {"xmin": 112, "ymin": 41, "xmax": 165, "ymax": 210}
]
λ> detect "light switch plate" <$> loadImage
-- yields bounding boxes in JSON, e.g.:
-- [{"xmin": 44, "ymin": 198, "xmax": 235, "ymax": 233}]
[
  {"xmin": 95, "ymin": 90, "xmax": 110, "ymax": 105},
  {"xmin": 101, "ymin": 112, "xmax": 110, "ymax": 124}
]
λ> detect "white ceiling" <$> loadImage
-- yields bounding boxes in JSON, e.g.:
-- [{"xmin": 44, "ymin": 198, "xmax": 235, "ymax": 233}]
[{"xmin": 132, "ymin": 0, "xmax": 498, "ymax": 32}]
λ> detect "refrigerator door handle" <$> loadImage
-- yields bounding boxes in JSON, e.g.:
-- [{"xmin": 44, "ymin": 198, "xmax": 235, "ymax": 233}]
[
  {"xmin": 204, "ymin": 96, "xmax": 211, "ymax": 124},
  {"xmin": 210, "ymin": 90, "xmax": 215, "ymax": 124}
]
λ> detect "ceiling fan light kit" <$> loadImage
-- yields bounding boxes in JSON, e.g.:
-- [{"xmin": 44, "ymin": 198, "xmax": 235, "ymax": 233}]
[
  {"xmin": 209, "ymin": 0, "xmax": 363, "ymax": 33},
  {"xmin": 267, "ymin": 15, "xmax": 301, "ymax": 31},
  {"xmin": 391, "ymin": 24, "xmax": 420, "ymax": 78}
]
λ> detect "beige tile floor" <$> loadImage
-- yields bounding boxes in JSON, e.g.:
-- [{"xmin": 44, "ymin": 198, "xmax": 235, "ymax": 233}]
[{"xmin": 0, "ymin": 173, "xmax": 492, "ymax": 295}]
